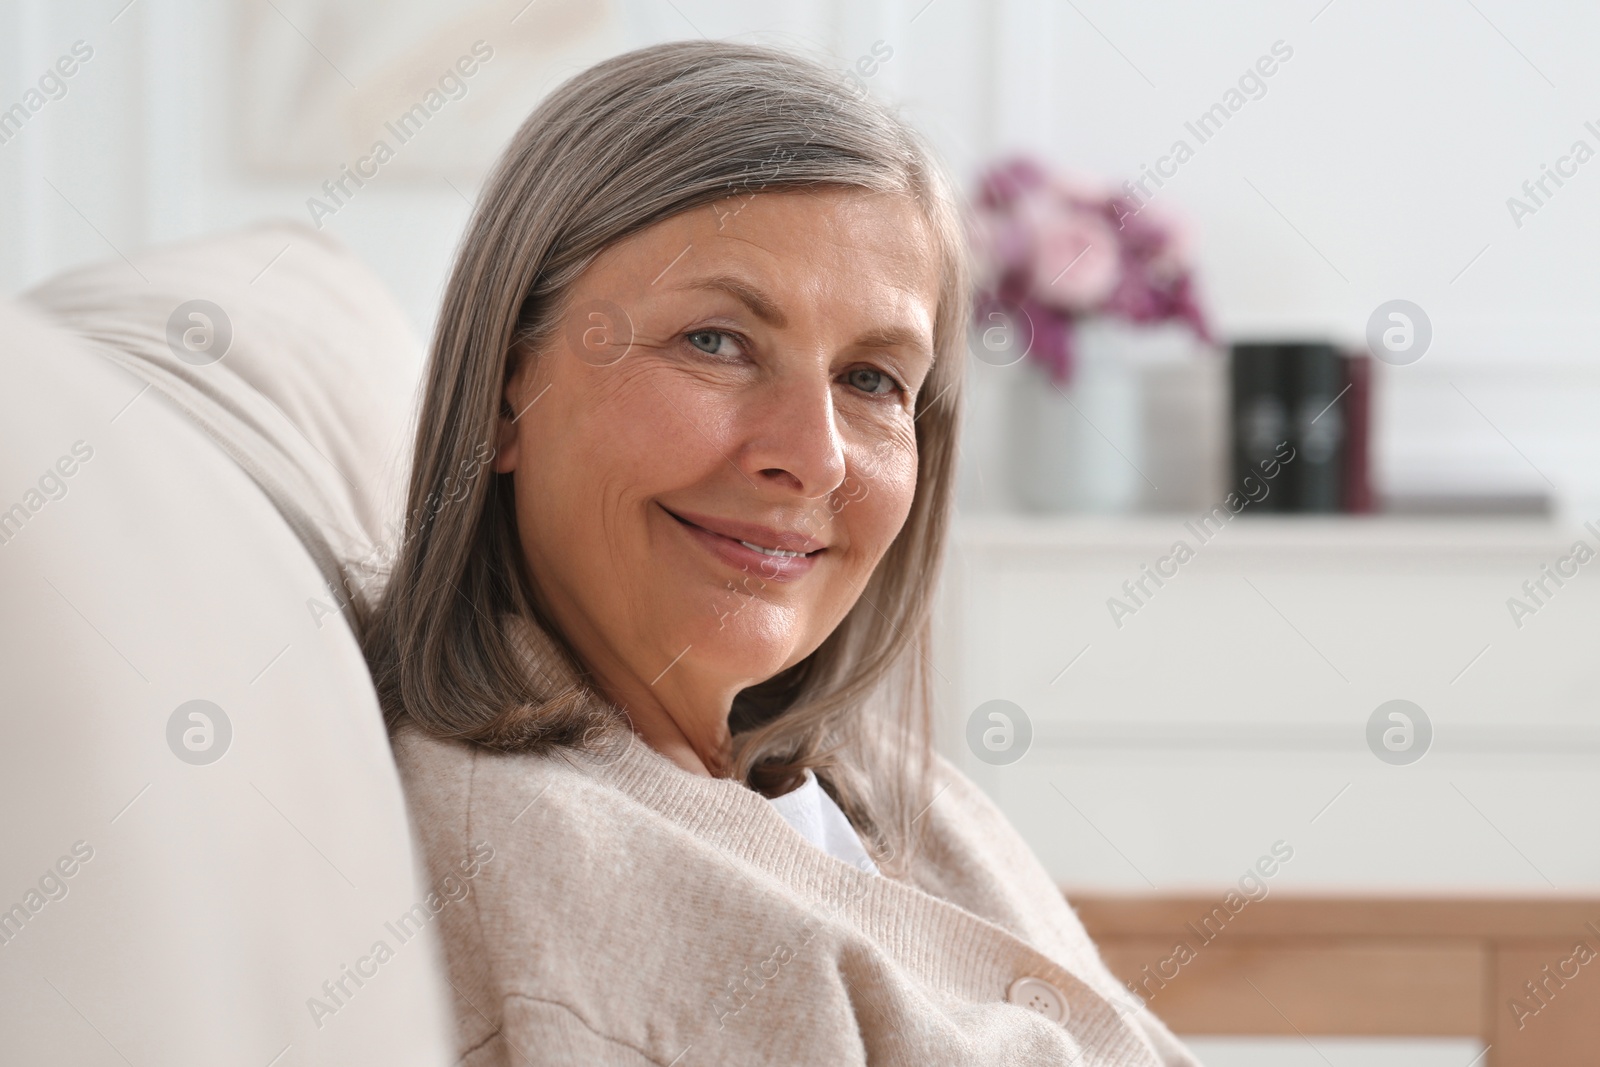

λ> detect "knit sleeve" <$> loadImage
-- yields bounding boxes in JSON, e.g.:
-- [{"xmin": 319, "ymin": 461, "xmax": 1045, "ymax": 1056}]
[{"xmin": 470, "ymin": 996, "xmax": 668, "ymax": 1067}]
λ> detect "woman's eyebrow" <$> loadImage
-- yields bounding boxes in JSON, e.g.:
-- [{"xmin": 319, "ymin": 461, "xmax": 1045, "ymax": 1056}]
[
  {"xmin": 674, "ymin": 274, "xmax": 788, "ymax": 327},
  {"xmin": 854, "ymin": 326, "xmax": 934, "ymax": 360}
]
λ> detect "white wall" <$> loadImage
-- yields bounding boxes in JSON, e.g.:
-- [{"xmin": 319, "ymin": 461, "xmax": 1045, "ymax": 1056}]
[{"xmin": 5, "ymin": 0, "xmax": 1600, "ymax": 517}]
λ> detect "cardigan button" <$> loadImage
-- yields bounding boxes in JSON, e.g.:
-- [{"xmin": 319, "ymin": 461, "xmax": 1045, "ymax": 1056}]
[{"xmin": 1006, "ymin": 976, "xmax": 1067, "ymax": 1024}]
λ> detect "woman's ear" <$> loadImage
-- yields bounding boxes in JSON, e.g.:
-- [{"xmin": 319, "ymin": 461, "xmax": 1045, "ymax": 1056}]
[
  {"xmin": 494, "ymin": 355, "xmax": 525, "ymax": 474},
  {"xmin": 494, "ymin": 399, "xmax": 518, "ymax": 473}
]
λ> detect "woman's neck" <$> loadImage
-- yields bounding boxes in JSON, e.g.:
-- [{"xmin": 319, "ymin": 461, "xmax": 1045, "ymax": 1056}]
[{"xmin": 586, "ymin": 655, "xmax": 737, "ymax": 779}]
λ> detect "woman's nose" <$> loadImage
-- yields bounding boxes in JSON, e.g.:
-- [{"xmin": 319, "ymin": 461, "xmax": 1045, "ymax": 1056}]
[{"xmin": 735, "ymin": 367, "xmax": 848, "ymax": 499}]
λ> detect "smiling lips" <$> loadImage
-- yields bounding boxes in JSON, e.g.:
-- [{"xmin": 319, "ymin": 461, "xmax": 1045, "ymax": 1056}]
[{"xmin": 661, "ymin": 505, "xmax": 825, "ymax": 582}]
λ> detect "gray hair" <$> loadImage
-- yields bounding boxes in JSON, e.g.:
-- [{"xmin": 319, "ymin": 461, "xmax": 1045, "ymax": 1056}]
[{"xmin": 360, "ymin": 39, "xmax": 970, "ymax": 868}]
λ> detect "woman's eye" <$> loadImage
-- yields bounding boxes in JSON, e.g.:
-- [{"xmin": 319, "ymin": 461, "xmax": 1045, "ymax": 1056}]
[
  {"xmin": 686, "ymin": 329, "xmax": 737, "ymax": 357},
  {"xmin": 845, "ymin": 367, "xmax": 900, "ymax": 396}
]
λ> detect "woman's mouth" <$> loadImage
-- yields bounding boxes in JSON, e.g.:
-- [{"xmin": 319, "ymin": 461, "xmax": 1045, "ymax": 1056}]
[{"xmin": 659, "ymin": 504, "xmax": 825, "ymax": 583}]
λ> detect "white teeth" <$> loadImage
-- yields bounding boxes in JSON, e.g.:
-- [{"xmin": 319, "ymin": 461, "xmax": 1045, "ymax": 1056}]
[{"xmin": 738, "ymin": 539, "xmax": 804, "ymax": 558}]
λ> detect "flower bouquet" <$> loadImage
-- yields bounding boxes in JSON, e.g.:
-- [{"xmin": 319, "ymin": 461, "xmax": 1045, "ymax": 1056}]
[{"xmin": 970, "ymin": 156, "xmax": 1211, "ymax": 385}]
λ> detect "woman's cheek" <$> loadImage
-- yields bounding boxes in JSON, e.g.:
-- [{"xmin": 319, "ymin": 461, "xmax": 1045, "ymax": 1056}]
[
  {"xmin": 622, "ymin": 356, "xmax": 746, "ymax": 458},
  {"xmin": 592, "ymin": 365, "xmax": 717, "ymax": 479},
  {"xmin": 851, "ymin": 442, "xmax": 919, "ymax": 556}
]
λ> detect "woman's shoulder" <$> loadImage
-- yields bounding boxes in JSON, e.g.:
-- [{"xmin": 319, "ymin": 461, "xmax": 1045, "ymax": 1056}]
[
  {"xmin": 389, "ymin": 723, "xmax": 625, "ymax": 849},
  {"xmin": 391, "ymin": 716, "xmax": 626, "ymax": 786},
  {"xmin": 389, "ymin": 722, "xmax": 476, "ymax": 801}
]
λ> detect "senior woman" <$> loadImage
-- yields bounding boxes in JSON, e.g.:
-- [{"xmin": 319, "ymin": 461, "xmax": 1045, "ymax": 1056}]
[{"xmin": 361, "ymin": 40, "xmax": 1199, "ymax": 1067}]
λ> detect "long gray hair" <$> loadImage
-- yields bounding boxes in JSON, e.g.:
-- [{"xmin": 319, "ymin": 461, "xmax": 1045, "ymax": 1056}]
[{"xmin": 360, "ymin": 39, "xmax": 970, "ymax": 867}]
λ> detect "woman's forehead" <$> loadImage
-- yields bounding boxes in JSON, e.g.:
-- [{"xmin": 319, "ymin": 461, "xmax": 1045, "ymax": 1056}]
[{"xmin": 591, "ymin": 189, "xmax": 942, "ymax": 313}]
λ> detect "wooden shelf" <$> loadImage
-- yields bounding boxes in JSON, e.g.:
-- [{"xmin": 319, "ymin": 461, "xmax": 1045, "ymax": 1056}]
[{"xmin": 1072, "ymin": 892, "xmax": 1600, "ymax": 1066}]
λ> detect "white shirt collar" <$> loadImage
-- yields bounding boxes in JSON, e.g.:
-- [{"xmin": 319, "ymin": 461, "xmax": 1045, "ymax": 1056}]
[{"xmin": 765, "ymin": 769, "xmax": 880, "ymax": 875}]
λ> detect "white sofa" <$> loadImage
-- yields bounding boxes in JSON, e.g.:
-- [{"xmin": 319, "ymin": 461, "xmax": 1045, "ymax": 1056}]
[{"xmin": 0, "ymin": 221, "xmax": 453, "ymax": 1065}]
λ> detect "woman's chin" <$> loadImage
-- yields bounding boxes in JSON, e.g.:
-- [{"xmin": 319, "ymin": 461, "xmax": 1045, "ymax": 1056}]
[{"xmin": 656, "ymin": 607, "xmax": 807, "ymax": 685}]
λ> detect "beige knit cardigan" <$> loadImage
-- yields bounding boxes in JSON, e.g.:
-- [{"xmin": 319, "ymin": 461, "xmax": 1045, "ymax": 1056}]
[{"xmin": 393, "ymin": 615, "xmax": 1202, "ymax": 1066}]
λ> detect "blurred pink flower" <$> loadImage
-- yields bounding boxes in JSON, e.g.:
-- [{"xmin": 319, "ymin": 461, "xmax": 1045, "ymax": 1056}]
[
  {"xmin": 1147, "ymin": 209, "xmax": 1195, "ymax": 282},
  {"xmin": 968, "ymin": 155, "xmax": 1211, "ymax": 385},
  {"xmin": 1023, "ymin": 193, "xmax": 1121, "ymax": 312},
  {"xmin": 1045, "ymin": 168, "xmax": 1113, "ymax": 205}
]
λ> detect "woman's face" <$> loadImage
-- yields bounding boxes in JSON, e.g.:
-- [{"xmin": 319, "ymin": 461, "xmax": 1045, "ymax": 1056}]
[{"xmin": 495, "ymin": 188, "xmax": 942, "ymax": 767}]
